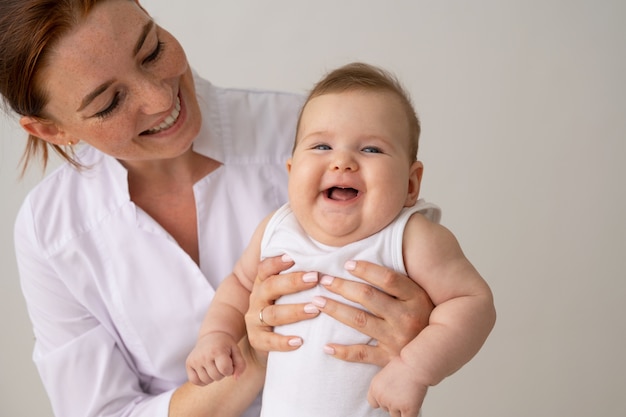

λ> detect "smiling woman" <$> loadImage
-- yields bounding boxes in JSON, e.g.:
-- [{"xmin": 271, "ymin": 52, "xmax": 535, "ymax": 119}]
[
  {"xmin": 19, "ymin": 0, "xmax": 202, "ymax": 165},
  {"xmin": 0, "ymin": 1, "xmax": 437, "ymax": 417}
]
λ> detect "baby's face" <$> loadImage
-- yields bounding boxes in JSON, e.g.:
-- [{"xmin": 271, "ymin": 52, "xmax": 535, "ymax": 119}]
[{"xmin": 287, "ymin": 90, "xmax": 422, "ymax": 246}]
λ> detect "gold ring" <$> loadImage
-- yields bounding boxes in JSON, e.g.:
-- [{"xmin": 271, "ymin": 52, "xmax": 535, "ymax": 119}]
[{"xmin": 259, "ymin": 306, "xmax": 268, "ymax": 326}]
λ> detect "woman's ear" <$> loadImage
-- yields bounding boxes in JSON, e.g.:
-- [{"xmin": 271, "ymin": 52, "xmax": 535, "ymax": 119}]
[
  {"xmin": 405, "ymin": 160, "xmax": 423, "ymax": 206},
  {"xmin": 19, "ymin": 116, "xmax": 68, "ymax": 145}
]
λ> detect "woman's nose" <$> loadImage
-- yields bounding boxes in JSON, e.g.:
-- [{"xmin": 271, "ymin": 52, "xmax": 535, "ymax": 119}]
[{"xmin": 136, "ymin": 77, "xmax": 172, "ymax": 115}]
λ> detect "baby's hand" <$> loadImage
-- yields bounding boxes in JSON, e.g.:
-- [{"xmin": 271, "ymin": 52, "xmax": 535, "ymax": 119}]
[
  {"xmin": 367, "ymin": 357, "xmax": 427, "ymax": 417},
  {"xmin": 185, "ymin": 332, "xmax": 246, "ymax": 386}
]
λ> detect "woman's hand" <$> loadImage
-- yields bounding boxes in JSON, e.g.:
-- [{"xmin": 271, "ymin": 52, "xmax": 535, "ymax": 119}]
[
  {"xmin": 245, "ymin": 255, "xmax": 321, "ymax": 353},
  {"xmin": 245, "ymin": 256, "xmax": 433, "ymax": 368},
  {"xmin": 314, "ymin": 260, "xmax": 434, "ymax": 367}
]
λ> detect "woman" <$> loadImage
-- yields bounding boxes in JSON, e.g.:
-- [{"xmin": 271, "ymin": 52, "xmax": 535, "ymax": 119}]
[{"xmin": 0, "ymin": 1, "xmax": 433, "ymax": 416}]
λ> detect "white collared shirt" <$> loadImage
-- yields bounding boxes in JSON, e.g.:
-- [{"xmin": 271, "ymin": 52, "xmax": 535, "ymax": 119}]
[{"xmin": 14, "ymin": 74, "xmax": 304, "ymax": 417}]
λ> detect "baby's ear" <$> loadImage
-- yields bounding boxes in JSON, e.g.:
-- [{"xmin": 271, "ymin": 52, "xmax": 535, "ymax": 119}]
[
  {"xmin": 286, "ymin": 157, "xmax": 293, "ymax": 173},
  {"xmin": 405, "ymin": 160, "xmax": 423, "ymax": 206},
  {"xmin": 20, "ymin": 116, "xmax": 69, "ymax": 145}
]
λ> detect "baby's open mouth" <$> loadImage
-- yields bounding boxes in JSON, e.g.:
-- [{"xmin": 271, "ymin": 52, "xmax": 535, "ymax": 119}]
[{"xmin": 326, "ymin": 187, "xmax": 359, "ymax": 201}]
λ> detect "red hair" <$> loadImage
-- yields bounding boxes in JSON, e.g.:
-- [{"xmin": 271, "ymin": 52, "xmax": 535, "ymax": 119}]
[{"xmin": 0, "ymin": 0, "xmax": 113, "ymax": 174}]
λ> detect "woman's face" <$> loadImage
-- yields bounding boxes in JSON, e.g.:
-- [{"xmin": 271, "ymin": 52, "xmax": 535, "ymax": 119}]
[{"xmin": 32, "ymin": 0, "xmax": 201, "ymax": 163}]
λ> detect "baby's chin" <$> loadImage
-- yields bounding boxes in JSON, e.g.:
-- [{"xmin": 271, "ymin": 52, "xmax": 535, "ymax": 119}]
[{"xmin": 303, "ymin": 216, "xmax": 382, "ymax": 248}]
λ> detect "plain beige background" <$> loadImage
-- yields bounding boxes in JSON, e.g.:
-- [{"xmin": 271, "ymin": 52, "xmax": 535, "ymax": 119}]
[{"xmin": 1, "ymin": 1, "xmax": 624, "ymax": 416}]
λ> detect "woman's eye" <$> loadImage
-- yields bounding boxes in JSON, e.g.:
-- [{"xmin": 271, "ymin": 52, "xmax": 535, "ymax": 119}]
[
  {"xmin": 95, "ymin": 92, "xmax": 121, "ymax": 119},
  {"xmin": 363, "ymin": 146, "xmax": 382, "ymax": 154},
  {"xmin": 143, "ymin": 41, "xmax": 164, "ymax": 64}
]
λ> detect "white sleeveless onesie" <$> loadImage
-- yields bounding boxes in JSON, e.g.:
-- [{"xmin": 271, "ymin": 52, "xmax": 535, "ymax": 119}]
[{"xmin": 259, "ymin": 199, "xmax": 441, "ymax": 417}]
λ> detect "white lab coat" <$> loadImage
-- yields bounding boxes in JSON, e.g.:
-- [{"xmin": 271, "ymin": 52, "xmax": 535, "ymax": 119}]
[{"xmin": 14, "ymin": 73, "xmax": 304, "ymax": 417}]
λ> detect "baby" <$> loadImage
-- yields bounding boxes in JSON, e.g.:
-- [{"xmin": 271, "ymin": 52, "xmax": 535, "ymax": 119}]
[{"xmin": 187, "ymin": 62, "xmax": 496, "ymax": 417}]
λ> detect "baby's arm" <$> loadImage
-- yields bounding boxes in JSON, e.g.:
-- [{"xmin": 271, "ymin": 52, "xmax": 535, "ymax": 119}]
[
  {"xmin": 186, "ymin": 215, "xmax": 272, "ymax": 386},
  {"xmin": 368, "ymin": 213, "xmax": 496, "ymax": 415},
  {"xmin": 185, "ymin": 272, "xmax": 251, "ymax": 385}
]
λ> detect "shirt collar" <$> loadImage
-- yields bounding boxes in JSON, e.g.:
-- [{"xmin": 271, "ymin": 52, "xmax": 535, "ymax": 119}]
[{"xmin": 190, "ymin": 70, "xmax": 225, "ymax": 163}]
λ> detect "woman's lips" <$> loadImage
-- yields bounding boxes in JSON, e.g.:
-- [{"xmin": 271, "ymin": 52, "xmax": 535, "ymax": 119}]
[{"xmin": 142, "ymin": 96, "xmax": 181, "ymax": 135}]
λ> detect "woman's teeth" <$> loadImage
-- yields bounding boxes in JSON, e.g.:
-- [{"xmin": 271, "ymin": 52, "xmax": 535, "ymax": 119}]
[{"xmin": 146, "ymin": 97, "xmax": 181, "ymax": 134}]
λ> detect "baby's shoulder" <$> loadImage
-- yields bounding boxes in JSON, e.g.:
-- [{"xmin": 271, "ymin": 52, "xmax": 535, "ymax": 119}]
[{"xmin": 404, "ymin": 211, "xmax": 461, "ymax": 261}]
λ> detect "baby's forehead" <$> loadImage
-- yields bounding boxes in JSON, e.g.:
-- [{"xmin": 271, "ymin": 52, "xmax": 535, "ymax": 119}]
[
  {"xmin": 302, "ymin": 89, "xmax": 405, "ymax": 117},
  {"xmin": 299, "ymin": 90, "xmax": 410, "ymax": 132}
]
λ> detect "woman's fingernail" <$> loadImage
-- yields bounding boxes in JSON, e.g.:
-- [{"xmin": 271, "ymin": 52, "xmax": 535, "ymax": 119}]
[
  {"xmin": 304, "ymin": 303, "xmax": 320, "ymax": 314},
  {"xmin": 302, "ymin": 272, "xmax": 318, "ymax": 283},
  {"xmin": 323, "ymin": 345, "xmax": 335, "ymax": 355},
  {"xmin": 288, "ymin": 337, "xmax": 303, "ymax": 347},
  {"xmin": 344, "ymin": 260, "xmax": 356, "ymax": 271},
  {"xmin": 320, "ymin": 275, "xmax": 334, "ymax": 286},
  {"xmin": 282, "ymin": 254, "xmax": 293, "ymax": 263},
  {"xmin": 312, "ymin": 296, "xmax": 326, "ymax": 308}
]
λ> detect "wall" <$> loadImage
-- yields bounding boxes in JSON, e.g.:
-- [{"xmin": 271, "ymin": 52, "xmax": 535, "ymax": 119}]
[{"xmin": 1, "ymin": 1, "xmax": 624, "ymax": 416}]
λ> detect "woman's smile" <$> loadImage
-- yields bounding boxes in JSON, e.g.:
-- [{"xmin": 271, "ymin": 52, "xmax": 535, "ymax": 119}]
[{"xmin": 143, "ymin": 95, "xmax": 181, "ymax": 135}]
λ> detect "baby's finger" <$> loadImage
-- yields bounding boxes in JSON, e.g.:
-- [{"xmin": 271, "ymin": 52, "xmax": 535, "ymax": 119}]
[
  {"xmin": 205, "ymin": 362, "xmax": 226, "ymax": 383},
  {"xmin": 186, "ymin": 367, "xmax": 206, "ymax": 386},
  {"xmin": 230, "ymin": 345, "xmax": 247, "ymax": 379},
  {"xmin": 195, "ymin": 366, "xmax": 215, "ymax": 386},
  {"xmin": 214, "ymin": 355, "xmax": 235, "ymax": 377},
  {"xmin": 367, "ymin": 389, "xmax": 380, "ymax": 409}
]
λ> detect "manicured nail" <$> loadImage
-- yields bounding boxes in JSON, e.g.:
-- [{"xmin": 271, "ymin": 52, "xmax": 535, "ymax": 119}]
[
  {"xmin": 304, "ymin": 303, "xmax": 320, "ymax": 314},
  {"xmin": 320, "ymin": 275, "xmax": 334, "ymax": 286},
  {"xmin": 344, "ymin": 260, "xmax": 357, "ymax": 271},
  {"xmin": 288, "ymin": 337, "xmax": 303, "ymax": 347},
  {"xmin": 323, "ymin": 345, "xmax": 335, "ymax": 355},
  {"xmin": 302, "ymin": 272, "xmax": 318, "ymax": 283},
  {"xmin": 281, "ymin": 254, "xmax": 293, "ymax": 263},
  {"xmin": 312, "ymin": 296, "xmax": 326, "ymax": 308}
]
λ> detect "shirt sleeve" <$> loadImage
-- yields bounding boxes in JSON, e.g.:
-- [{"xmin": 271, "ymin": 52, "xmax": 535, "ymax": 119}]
[{"xmin": 15, "ymin": 196, "xmax": 173, "ymax": 417}]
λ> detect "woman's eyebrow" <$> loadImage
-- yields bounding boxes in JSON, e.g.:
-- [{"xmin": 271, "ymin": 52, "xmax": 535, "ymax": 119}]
[
  {"xmin": 77, "ymin": 20, "xmax": 156, "ymax": 112},
  {"xmin": 133, "ymin": 20, "xmax": 155, "ymax": 56},
  {"xmin": 77, "ymin": 80, "xmax": 114, "ymax": 112}
]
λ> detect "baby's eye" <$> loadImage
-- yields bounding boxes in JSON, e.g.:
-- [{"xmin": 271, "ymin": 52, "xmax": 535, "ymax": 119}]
[
  {"xmin": 362, "ymin": 146, "xmax": 382, "ymax": 154},
  {"xmin": 313, "ymin": 144, "xmax": 331, "ymax": 150}
]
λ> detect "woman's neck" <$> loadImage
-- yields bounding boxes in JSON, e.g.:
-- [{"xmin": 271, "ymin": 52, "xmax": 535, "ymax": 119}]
[
  {"xmin": 123, "ymin": 148, "xmax": 220, "ymax": 194},
  {"xmin": 123, "ymin": 149, "xmax": 221, "ymax": 265}
]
